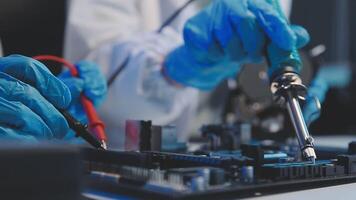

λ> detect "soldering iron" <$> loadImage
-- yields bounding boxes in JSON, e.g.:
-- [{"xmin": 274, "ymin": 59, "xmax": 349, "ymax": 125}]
[{"xmin": 266, "ymin": 0, "xmax": 317, "ymax": 163}]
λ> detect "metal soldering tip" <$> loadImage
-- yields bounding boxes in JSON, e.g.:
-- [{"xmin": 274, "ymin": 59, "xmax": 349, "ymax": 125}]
[
  {"xmin": 309, "ymin": 157, "xmax": 316, "ymax": 165},
  {"xmin": 303, "ymin": 147, "xmax": 317, "ymax": 164},
  {"xmin": 101, "ymin": 140, "xmax": 107, "ymax": 150}
]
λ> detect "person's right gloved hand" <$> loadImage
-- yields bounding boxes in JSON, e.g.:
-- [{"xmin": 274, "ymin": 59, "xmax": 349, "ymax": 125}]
[
  {"xmin": 58, "ymin": 61, "xmax": 107, "ymax": 141},
  {"xmin": 0, "ymin": 55, "xmax": 72, "ymax": 142},
  {"xmin": 58, "ymin": 61, "xmax": 107, "ymax": 123},
  {"xmin": 303, "ymin": 66, "xmax": 352, "ymax": 126},
  {"xmin": 164, "ymin": 0, "xmax": 310, "ymax": 90}
]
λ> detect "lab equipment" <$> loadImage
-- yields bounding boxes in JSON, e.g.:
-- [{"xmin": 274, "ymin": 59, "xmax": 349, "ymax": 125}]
[
  {"xmin": 265, "ymin": 0, "xmax": 316, "ymax": 163},
  {"xmin": 59, "ymin": 109, "xmax": 104, "ymax": 149}
]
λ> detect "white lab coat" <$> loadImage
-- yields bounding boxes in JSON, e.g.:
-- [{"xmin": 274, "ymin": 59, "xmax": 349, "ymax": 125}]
[{"xmin": 64, "ymin": 0, "xmax": 292, "ymax": 149}]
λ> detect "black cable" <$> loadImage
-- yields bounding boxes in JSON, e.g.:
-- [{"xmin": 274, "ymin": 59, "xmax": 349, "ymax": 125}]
[
  {"xmin": 107, "ymin": 55, "xmax": 130, "ymax": 87},
  {"xmin": 107, "ymin": 0, "xmax": 197, "ymax": 87},
  {"xmin": 157, "ymin": 0, "xmax": 197, "ymax": 33}
]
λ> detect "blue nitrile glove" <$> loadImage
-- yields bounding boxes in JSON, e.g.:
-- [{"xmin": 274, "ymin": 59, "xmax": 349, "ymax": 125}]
[
  {"xmin": 58, "ymin": 61, "xmax": 107, "ymax": 124},
  {"xmin": 303, "ymin": 66, "xmax": 352, "ymax": 125},
  {"xmin": 0, "ymin": 55, "xmax": 72, "ymax": 141},
  {"xmin": 164, "ymin": 0, "xmax": 310, "ymax": 90},
  {"xmin": 58, "ymin": 61, "xmax": 107, "ymax": 141}
]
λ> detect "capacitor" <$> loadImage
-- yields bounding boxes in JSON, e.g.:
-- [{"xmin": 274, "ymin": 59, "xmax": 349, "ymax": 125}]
[
  {"xmin": 240, "ymin": 166, "xmax": 254, "ymax": 183},
  {"xmin": 190, "ymin": 176, "xmax": 205, "ymax": 191},
  {"xmin": 198, "ymin": 168, "xmax": 210, "ymax": 189}
]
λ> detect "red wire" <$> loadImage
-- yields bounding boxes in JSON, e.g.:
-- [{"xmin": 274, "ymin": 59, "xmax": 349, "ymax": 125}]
[
  {"xmin": 33, "ymin": 55, "xmax": 79, "ymax": 77},
  {"xmin": 33, "ymin": 55, "xmax": 107, "ymax": 143}
]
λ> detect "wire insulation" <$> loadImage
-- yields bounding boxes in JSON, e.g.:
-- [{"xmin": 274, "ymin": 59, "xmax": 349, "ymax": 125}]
[
  {"xmin": 33, "ymin": 55, "xmax": 107, "ymax": 143},
  {"xmin": 33, "ymin": 55, "xmax": 78, "ymax": 76}
]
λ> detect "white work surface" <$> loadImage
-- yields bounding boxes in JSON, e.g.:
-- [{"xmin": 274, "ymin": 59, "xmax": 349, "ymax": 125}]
[
  {"xmin": 85, "ymin": 182, "xmax": 356, "ymax": 200},
  {"xmin": 246, "ymin": 182, "xmax": 356, "ymax": 200}
]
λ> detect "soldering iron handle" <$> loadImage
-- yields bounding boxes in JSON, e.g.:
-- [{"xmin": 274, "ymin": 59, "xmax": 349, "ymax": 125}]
[{"xmin": 265, "ymin": 0, "xmax": 303, "ymax": 80}]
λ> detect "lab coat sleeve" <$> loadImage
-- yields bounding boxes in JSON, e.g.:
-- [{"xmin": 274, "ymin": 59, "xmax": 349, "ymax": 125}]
[
  {"xmin": 64, "ymin": 0, "xmax": 142, "ymax": 63},
  {"xmin": 85, "ymin": 28, "xmax": 199, "ymax": 148}
]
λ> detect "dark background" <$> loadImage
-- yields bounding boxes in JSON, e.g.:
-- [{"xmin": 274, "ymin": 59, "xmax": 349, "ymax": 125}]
[
  {"xmin": 0, "ymin": 0, "xmax": 355, "ymax": 134},
  {"xmin": 0, "ymin": 0, "xmax": 66, "ymax": 74},
  {"xmin": 291, "ymin": 0, "xmax": 356, "ymax": 134}
]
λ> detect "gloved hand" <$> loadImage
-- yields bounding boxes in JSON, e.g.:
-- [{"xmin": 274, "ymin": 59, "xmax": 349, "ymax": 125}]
[
  {"xmin": 0, "ymin": 55, "xmax": 71, "ymax": 141},
  {"xmin": 164, "ymin": 0, "xmax": 310, "ymax": 90},
  {"xmin": 58, "ymin": 61, "xmax": 107, "ymax": 124},
  {"xmin": 303, "ymin": 66, "xmax": 352, "ymax": 125}
]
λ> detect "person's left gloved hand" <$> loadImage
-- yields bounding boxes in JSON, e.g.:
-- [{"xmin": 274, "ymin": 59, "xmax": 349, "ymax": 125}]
[{"xmin": 58, "ymin": 61, "xmax": 107, "ymax": 124}]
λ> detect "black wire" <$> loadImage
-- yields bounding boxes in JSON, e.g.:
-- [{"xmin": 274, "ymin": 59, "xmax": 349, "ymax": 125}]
[
  {"xmin": 107, "ymin": 55, "xmax": 130, "ymax": 87},
  {"xmin": 157, "ymin": 0, "xmax": 197, "ymax": 33},
  {"xmin": 107, "ymin": 0, "xmax": 197, "ymax": 87}
]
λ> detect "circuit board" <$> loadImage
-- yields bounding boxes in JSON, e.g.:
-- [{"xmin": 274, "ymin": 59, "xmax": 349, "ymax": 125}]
[{"xmin": 82, "ymin": 142, "xmax": 356, "ymax": 199}]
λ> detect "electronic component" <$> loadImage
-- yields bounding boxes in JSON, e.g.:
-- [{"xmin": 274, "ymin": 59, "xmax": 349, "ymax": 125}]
[
  {"xmin": 201, "ymin": 123, "xmax": 251, "ymax": 150},
  {"xmin": 125, "ymin": 120, "xmax": 154, "ymax": 151},
  {"xmin": 82, "ymin": 141, "xmax": 356, "ymax": 199},
  {"xmin": 125, "ymin": 120, "xmax": 186, "ymax": 152},
  {"xmin": 348, "ymin": 141, "xmax": 356, "ymax": 154}
]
